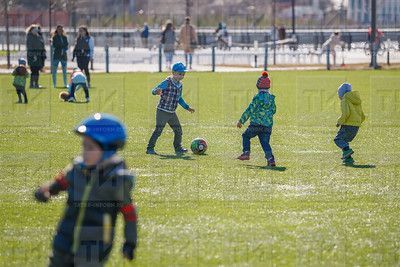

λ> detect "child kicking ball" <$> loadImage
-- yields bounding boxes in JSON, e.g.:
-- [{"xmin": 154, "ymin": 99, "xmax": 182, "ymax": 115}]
[
  {"xmin": 146, "ymin": 62, "xmax": 195, "ymax": 155},
  {"xmin": 34, "ymin": 113, "xmax": 138, "ymax": 266},
  {"xmin": 237, "ymin": 71, "xmax": 277, "ymax": 166},
  {"xmin": 59, "ymin": 67, "xmax": 90, "ymax": 103},
  {"xmin": 334, "ymin": 83, "xmax": 365, "ymax": 164}
]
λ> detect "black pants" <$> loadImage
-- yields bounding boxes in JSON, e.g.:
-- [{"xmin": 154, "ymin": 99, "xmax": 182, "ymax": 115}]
[
  {"xmin": 147, "ymin": 109, "xmax": 183, "ymax": 150},
  {"xmin": 77, "ymin": 57, "xmax": 91, "ymax": 85},
  {"xmin": 30, "ymin": 66, "xmax": 41, "ymax": 76},
  {"xmin": 15, "ymin": 85, "xmax": 27, "ymax": 103}
]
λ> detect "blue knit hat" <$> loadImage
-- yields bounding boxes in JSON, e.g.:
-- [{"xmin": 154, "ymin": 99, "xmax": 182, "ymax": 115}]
[
  {"xmin": 18, "ymin": 58, "xmax": 26, "ymax": 65},
  {"xmin": 338, "ymin": 83, "xmax": 352, "ymax": 98}
]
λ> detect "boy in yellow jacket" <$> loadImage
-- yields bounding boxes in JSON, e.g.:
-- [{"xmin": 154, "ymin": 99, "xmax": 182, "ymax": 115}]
[{"xmin": 334, "ymin": 83, "xmax": 365, "ymax": 164}]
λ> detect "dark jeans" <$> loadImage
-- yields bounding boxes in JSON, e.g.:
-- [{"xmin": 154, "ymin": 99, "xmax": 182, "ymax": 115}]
[
  {"xmin": 69, "ymin": 83, "xmax": 89, "ymax": 99},
  {"xmin": 147, "ymin": 109, "xmax": 183, "ymax": 150},
  {"xmin": 242, "ymin": 123, "xmax": 273, "ymax": 159},
  {"xmin": 49, "ymin": 248, "xmax": 109, "ymax": 267},
  {"xmin": 15, "ymin": 85, "xmax": 27, "ymax": 103},
  {"xmin": 77, "ymin": 56, "xmax": 91, "ymax": 84},
  {"xmin": 334, "ymin": 125, "xmax": 359, "ymax": 149}
]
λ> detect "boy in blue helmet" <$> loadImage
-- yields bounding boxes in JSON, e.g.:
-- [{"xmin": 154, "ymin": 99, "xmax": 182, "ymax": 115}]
[
  {"xmin": 34, "ymin": 113, "xmax": 137, "ymax": 266},
  {"xmin": 12, "ymin": 58, "xmax": 29, "ymax": 103},
  {"xmin": 146, "ymin": 62, "xmax": 195, "ymax": 155}
]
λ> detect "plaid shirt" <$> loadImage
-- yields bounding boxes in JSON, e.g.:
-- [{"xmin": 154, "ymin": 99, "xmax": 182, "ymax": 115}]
[{"xmin": 153, "ymin": 77, "xmax": 189, "ymax": 113}]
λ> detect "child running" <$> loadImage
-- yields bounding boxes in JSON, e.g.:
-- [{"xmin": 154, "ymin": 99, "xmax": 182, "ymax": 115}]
[{"xmin": 334, "ymin": 83, "xmax": 365, "ymax": 164}]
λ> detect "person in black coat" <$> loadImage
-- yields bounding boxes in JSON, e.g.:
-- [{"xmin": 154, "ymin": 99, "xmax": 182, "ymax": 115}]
[
  {"xmin": 26, "ymin": 24, "xmax": 46, "ymax": 88},
  {"xmin": 51, "ymin": 25, "xmax": 69, "ymax": 88}
]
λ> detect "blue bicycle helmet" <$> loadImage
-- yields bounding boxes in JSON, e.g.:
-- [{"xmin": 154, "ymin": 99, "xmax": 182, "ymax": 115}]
[
  {"xmin": 172, "ymin": 62, "xmax": 187, "ymax": 72},
  {"xmin": 75, "ymin": 113, "xmax": 127, "ymax": 150}
]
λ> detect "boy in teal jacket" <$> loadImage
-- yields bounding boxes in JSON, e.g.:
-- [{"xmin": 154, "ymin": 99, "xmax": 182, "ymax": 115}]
[{"xmin": 237, "ymin": 71, "xmax": 277, "ymax": 166}]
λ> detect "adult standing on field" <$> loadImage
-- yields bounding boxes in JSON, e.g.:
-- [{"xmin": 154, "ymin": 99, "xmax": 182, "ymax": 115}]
[
  {"xmin": 72, "ymin": 26, "xmax": 94, "ymax": 87},
  {"xmin": 51, "ymin": 25, "xmax": 68, "ymax": 88},
  {"xmin": 161, "ymin": 20, "xmax": 176, "ymax": 70},
  {"xmin": 26, "ymin": 24, "xmax": 46, "ymax": 88},
  {"xmin": 179, "ymin": 16, "xmax": 197, "ymax": 69}
]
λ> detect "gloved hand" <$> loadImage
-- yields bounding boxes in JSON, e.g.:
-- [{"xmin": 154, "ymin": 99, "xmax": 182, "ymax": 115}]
[
  {"xmin": 34, "ymin": 187, "xmax": 50, "ymax": 202},
  {"xmin": 122, "ymin": 242, "xmax": 136, "ymax": 260}
]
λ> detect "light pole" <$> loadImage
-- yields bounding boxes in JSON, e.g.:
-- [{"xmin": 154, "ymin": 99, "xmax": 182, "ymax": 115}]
[
  {"xmin": 370, "ymin": 0, "xmax": 378, "ymax": 68},
  {"xmin": 5, "ymin": 0, "xmax": 11, "ymax": 68},
  {"xmin": 291, "ymin": 0, "xmax": 295, "ymax": 34}
]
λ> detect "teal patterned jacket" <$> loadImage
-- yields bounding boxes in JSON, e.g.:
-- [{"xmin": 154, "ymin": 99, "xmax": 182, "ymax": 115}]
[{"xmin": 239, "ymin": 91, "xmax": 276, "ymax": 127}]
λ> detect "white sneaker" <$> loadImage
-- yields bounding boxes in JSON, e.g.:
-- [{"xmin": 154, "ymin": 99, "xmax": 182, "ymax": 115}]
[
  {"xmin": 86, "ymin": 97, "xmax": 90, "ymax": 103},
  {"xmin": 67, "ymin": 97, "xmax": 76, "ymax": 102}
]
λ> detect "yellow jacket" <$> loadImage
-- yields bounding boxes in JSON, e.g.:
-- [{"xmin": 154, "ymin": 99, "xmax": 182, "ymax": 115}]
[{"xmin": 337, "ymin": 91, "xmax": 366, "ymax": 126}]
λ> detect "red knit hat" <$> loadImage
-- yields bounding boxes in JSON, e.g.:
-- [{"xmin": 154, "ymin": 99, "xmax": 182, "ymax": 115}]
[{"xmin": 256, "ymin": 71, "xmax": 271, "ymax": 89}]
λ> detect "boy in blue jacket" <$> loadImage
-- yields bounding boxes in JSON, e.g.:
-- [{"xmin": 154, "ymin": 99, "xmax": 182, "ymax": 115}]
[
  {"xmin": 34, "ymin": 113, "xmax": 137, "ymax": 266},
  {"xmin": 237, "ymin": 71, "xmax": 277, "ymax": 166},
  {"xmin": 146, "ymin": 62, "xmax": 195, "ymax": 155}
]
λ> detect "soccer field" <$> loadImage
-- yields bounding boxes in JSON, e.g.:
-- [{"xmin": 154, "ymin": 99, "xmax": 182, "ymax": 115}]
[{"xmin": 0, "ymin": 70, "xmax": 400, "ymax": 266}]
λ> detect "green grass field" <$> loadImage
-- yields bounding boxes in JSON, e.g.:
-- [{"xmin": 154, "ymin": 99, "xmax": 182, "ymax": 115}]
[{"xmin": 1, "ymin": 70, "xmax": 400, "ymax": 266}]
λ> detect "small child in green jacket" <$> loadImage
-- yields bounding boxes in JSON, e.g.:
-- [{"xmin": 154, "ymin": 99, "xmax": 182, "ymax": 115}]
[
  {"xmin": 12, "ymin": 58, "xmax": 29, "ymax": 103},
  {"xmin": 334, "ymin": 83, "xmax": 366, "ymax": 164},
  {"xmin": 237, "ymin": 71, "xmax": 277, "ymax": 166}
]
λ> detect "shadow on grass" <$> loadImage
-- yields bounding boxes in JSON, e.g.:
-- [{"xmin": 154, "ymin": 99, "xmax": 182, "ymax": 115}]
[
  {"xmin": 343, "ymin": 163, "xmax": 376, "ymax": 169},
  {"xmin": 243, "ymin": 164, "xmax": 287, "ymax": 172},
  {"xmin": 158, "ymin": 153, "xmax": 195, "ymax": 161}
]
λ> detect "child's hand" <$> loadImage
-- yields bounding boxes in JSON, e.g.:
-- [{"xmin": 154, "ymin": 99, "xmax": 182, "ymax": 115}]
[
  {"xmin": 34, "ymin": 186, "xmax": 50, "ymax": 202},
  {"xmin": 336, "ymin": 123, "xmax": 340, "ymax": 127},
  {"xmin": 237, "ymin": 122, "xmax": 242, "ymax": 128},
  {"xmin": 155, "ymin": 89, "xmax": 162, "ymax": 95},
  {"xmin": 122, "ymin": 242, "xmax": 135, "ymax": 260},
  {"xmin": 188, "ymin": 107, "xmax": 195, "ymax": 113}
]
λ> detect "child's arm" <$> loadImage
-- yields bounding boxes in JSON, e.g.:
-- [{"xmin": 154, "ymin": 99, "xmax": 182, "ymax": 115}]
[
  {"xmin": 238, "ymin": 97, "xmax": 256, "ymax": 126},
  {"xmin": 12, "ymin": 69, "xmax": 17, "ymax": 76},
  {"xmin": 178, "ymin": 97, "xmax": 195, "ymax": 112},
  {"xmin": 34, "ymin": 171, "xmax": 69, "ymax": 202},
  {"xmin": 337, "ymin": 100, "xmax": 350, "ymax": 125},
  {"xmin": 151, "ymin": 80, "xmax": 168, "ymax": 95},
  {"xmin": 119, "ymin": 176, "xmax": 138, "ymax": 260}
]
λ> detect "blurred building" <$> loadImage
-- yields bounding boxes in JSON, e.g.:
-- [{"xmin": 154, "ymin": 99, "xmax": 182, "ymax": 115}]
[{"xmin": 347, "ymin": 0, "xmax": 400, "ymax": 26}]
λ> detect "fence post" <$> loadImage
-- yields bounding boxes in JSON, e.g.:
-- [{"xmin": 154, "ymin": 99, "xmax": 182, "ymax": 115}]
[
  {"xmin": 212, "ymin": 45, "xmax": 215, "ymax": 72},
  {"xmin": 105, "ymin": 45, "xmax": 109, "ymax": 73},
  {"xmin": 264, "ymin": 44, "xmax": 268, "ymax": 71},
  {"xmin": 158, "ymin": 44, "xmax": 162, "ymax": 72},
  {"xmin": 387, "ymin": 50, "xmax": 390, "ymax": 65},
  {"xmin": 326, "ymin": 46, "xmax": 330, "ymax": 70}
]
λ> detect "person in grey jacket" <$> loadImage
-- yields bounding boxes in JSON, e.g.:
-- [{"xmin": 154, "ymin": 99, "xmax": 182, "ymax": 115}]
[{"xmin": 161, "ymin": 20, "xmax": 177, "ymax": 70}]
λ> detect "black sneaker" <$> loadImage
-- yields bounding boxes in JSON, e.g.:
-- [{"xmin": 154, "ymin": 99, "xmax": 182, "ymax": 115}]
[
  {"xmin": 175, "ymin": 148, "xmax": 188, "ymax": 154},
  {"xmin": 146, "ymin": 148, "xmax": 157, "ymax": 155}
]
